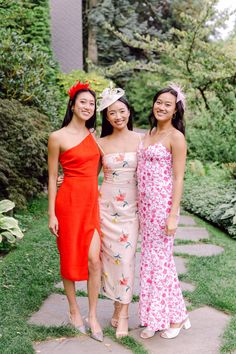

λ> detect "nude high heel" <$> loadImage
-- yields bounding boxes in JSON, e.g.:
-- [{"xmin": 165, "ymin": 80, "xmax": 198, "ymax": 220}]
[
  {"xmin": 116, "ymin": 315, "xmax": 129, "ymax": 338},
  {"xmin": 68, "ymin": 313, "xmax": 87, "ymax": 334},
  {"xmin": 161, "ymin": 318, "xmax": 191, "ymax": 339},
  {"xmin": 85, "ymin": 318, "xmax": 104, "ymax": 342}
]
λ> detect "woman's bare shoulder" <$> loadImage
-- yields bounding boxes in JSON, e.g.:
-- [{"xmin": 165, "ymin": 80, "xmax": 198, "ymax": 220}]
[{"xmin": 48, "ymin": 128, "xmax": 65, "ymax": 142}]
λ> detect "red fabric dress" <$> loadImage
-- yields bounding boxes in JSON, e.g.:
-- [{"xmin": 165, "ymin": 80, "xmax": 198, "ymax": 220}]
[{"xmin": 55, "ymin": 134, "xmax": 101, "ymax": 281}]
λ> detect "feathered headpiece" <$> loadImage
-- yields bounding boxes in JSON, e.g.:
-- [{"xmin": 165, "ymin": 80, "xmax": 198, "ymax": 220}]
[
  {"xmin": 97, "ymin": 82, "xmax": 125, "ymax": 112},
  {"xmin": 169, "ymin": 83, "xmax": 186, "ymax": 110},
  {"xmin": 68, "ymin": 81, "xmax": 91, "ymax": 100}
]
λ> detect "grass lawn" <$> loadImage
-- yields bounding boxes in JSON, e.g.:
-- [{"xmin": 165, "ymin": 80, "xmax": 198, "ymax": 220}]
[
  {"xmin": 0, "ymin": 196, "xmax": 235, "ymax": 353},
  {"xmin": 178, "ymin": 215, "xmax": 236, "ymax": 354},
  {"xmin": 0, "ymin": 197, "xmax": 147, "ymax": 354}
]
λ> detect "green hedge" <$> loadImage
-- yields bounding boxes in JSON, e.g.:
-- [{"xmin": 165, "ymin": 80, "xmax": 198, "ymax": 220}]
[
  {"xmin": 0, "ymin": 0, "xmax": 51, "ymax": 53},
  {"xmin": 187, "ymin": 98, "xmax": 236, "ymax": 164},
  {"xmin": 0, "ymin": 99, "xmax": 51, "ymax": 208},
  {"xmin": 183, "ymin": 163, "xmax": 236, "ymax": 238},
  {"xmin": 0, "ymin": 30, "xmax": 62, "ymax": 126}
]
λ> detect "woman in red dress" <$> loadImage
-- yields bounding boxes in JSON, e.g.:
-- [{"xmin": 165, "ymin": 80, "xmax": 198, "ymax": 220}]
[{"xmin": 48, "ymin": 82, "xmax": 103, "ymax": 341}]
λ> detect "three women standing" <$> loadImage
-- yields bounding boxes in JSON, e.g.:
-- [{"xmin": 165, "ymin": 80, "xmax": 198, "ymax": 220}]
[{"xmin": 48, "ymin": 81, "xmax": 190, "ymax": 341}]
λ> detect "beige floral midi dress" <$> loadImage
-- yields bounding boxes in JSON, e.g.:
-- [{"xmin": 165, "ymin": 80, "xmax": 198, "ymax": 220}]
[{"xmin": 99, "ymin": 152, "xmax": 139, "ymax": 304}]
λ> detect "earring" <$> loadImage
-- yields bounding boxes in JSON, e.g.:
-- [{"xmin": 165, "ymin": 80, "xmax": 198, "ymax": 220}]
[{"xmin": 172, "ymin": 113, "xmax": 176, "ymax": 120}]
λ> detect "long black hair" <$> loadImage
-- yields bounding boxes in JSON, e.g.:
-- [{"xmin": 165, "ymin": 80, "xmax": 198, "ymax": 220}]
[
  {"xmin": 61, "ymin": 89, "xmax": 97, "ymax": 129},
  {"xmin": 149, "ymin": 87, "xmax": 185, "ymax": 135},
  {"xmin": 100, "ymin": 96, "xmax": 133, "ymax": 137}
]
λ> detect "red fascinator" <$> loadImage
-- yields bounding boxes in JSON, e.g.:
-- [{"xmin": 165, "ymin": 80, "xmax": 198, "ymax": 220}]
[{"xmin": 68, "ymin": 81, "xmax": 91, "ymax": 100}]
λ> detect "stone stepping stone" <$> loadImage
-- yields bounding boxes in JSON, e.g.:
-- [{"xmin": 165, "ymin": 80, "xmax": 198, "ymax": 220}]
[
  {"xmin": 180, "ymin": 281, "xmax": 195, "ymax": 292},
  {"xmin": 34, "ymin": 336, "xmax": 132, "ymax": 354},
  {"xmin": 174, "ymin": 244, "xmax": 224, "ymax": 257},
  {"xmin": 28, "ymin": 294, "xmax": 140, "ymax": 330},
  {"xmin": 174, "ymin": 256, "xmax": 187, "ymax": 274},
  {"xmin": 129, "ymin": 306, "xmax": 230, "ymax": 354},
  {"xmin": 179, "ymin": 215, "xmax": 196, "ymax": 226},
  {"xmin": 175, "ymin": 227, "xmax": 209, "ymax": 241}
]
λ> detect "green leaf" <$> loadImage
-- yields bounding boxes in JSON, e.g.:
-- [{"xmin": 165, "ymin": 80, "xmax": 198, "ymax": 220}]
[
  {"xmin": 1, "ymin": 231, "xmax": 16, "ymax": 244},
  {"xmin": 0, "ymin": 199, "xmax": 15, "ymax": 214},
  {"xmin": 232, "ymin": 215, "xmax": 236, "ymax": 225},
  {"xmin": 219, "ymin": 208, "xmax": 235, "ymax": 220},
  {"xmin": 0, "ymin": 216, "xmax": 19, "ymax": 230},
  {"xmin": 9, "ymin": 227, "xmax": 24, "ymax": 239}
]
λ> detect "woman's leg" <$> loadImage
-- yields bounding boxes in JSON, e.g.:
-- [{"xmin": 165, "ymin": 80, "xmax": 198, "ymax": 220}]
[
  {"xmin": 63, "ymin": 279, "xmax": 84, "ymax": 326},
  {"xmin": 111, "ymin": 301, "xmax": 122, "ymax": 327},
  {"xmin": 116, "ymin": 303, "xmax": 129, "ymax": 338},
  {"xmin": 87, "ymin": 230, "xmax": 102, "ymax": 334}
]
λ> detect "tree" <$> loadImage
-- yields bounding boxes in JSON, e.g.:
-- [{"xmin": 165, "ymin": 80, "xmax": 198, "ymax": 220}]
[
  {"xmin": 90, "ymin": 0, "xmax": 236, "ymax": 110},
  {"xmin": 87, "ymin": 0, "xmax": 98, "ymax": 64},
  {"xmin": 87, "ymin": 0, "xmax": 207, "ymax": 66}
]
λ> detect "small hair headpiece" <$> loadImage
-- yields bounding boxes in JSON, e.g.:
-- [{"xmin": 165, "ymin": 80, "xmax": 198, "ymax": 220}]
[
  {"xmin": 68, "ymin": 81, "xmax": 91, "ymax": 100},
  {"xmin": 97, "ymin": 82, "xmax": 125, "ymax": 112},
  {"xmin": 169, "ymin": 83, "xmax": 186, "ymax": 110}
]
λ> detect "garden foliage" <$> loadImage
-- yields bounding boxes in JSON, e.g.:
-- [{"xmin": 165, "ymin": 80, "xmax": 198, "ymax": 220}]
[
  {"xmin": 0, "ymin": 199, "xmax": 24, "ymax": 252},
  {"xmin": 0, "ymin": 99, "xmax": 51, "ymax": 208},
  {"xmin": 0, "ymin": 30, "xmax": 62, "ymax": 126},
  {"xmin": 183, "ymin": 162, "xmax": 236, "ymax": 238},
  {"xmin": 0, "ymin": 0, "xmax": 51, "ymax": 52}
]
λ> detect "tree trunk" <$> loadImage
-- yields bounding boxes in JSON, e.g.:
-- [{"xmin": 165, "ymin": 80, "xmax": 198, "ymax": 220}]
[{"xmin": 88, "ymin": 0, "xmax": 98, "ymax": 64}]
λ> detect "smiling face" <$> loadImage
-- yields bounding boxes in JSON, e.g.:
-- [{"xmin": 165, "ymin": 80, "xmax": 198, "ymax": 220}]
[
  {"xmin": 72, "ymin": 91, "xmax": 95, "ymax": 121},
  {"xmin": 107, "ymin": 100, "xmax": 130, "ymax": 130},
  {"xmin": 153, "ymin": 92, "xmax": 176, "ymax": 123}
]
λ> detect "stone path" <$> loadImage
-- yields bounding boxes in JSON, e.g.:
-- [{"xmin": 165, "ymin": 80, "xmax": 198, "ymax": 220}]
[{"xmin": 29, "ymin": 213, "xmax": 230, "ymax": 353}]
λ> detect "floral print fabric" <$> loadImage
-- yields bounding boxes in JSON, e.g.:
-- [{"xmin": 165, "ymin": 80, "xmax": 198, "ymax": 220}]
[
  {"xmin": 99, "ymin": 152, "xmax": 139, "ymax": 304},
  {"xmin": 137, "ymin": 142, "xmax": 187, "ymax": 330}
]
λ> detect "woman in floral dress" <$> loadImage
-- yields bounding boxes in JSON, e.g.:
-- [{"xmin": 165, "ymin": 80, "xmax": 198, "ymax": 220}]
[
  {"xmin": 137, "ymin": 85, "xmax": 190, "ymax": 339},
  {"xmin": 97, "ymin": 86, "xmax": 141, "ymax": 338}
]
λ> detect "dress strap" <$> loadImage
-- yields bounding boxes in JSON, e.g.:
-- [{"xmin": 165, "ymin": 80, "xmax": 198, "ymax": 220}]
[
  {"xmin": 157, "ymin": 130, "xmax": 173, "ymax": 145},
  {"xmin": 96, "ymin": 140, "xmax": 106, "ymax": 156},
  {"xmin": 138, "ymin": 133, "xmax": 143, "ymax": 142}
]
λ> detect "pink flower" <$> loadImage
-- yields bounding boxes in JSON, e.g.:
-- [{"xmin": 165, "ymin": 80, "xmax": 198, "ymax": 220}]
[{"xmin": 116, "ymin": 193, "xmax": 125, "ymax": 202}]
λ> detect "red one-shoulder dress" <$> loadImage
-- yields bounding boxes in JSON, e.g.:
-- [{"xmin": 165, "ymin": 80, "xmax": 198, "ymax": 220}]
[{"xmin": 55, "ymin": 133, "xmax": 101, "ymax": 281}]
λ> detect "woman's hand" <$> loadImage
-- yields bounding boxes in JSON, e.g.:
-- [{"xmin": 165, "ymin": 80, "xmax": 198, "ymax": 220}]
[
  {"xmin": 48, "ymin": 215, "xmax": 59, "ymax": 237},
  {"xmin": 165, "ymin": 215, "xmax": 178, "ymax": 236},
  {"xmin": 57, "ymin": 175, "xmax": 64, "ymax": 188}
]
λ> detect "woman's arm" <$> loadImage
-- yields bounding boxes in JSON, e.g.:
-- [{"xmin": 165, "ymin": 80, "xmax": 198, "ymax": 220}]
[
  {"xmin": 165, "ymin": 132, "xmax": 187, "ymax": 236},
  {"xmin": 48, "ymin": 132, "xmax": 60, "ymax": 236}
]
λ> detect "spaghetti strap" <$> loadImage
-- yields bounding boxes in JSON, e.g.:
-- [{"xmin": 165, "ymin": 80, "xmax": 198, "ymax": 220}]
[
  {"xmin": 158, "ymin": 130, "xmax": 173, "ymax": 145},
  {"xmin": 96, "ymin": 140, "xmax": 106, "ymax": 156}
]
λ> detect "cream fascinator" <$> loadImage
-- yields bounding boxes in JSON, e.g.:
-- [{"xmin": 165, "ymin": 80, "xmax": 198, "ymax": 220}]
[{"xmin": 97, "ymin": 82, "xmax": 125, "ymax": 112}]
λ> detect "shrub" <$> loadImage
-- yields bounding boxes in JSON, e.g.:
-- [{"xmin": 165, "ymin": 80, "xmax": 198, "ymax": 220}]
[
  {"xmin": 0, "ymin": 99, "xmax": 51, "ymax": 208},
  {"xmin": 0, "ymin": 30, "xmax": 62, "ymax": 126},
  {"xmin": 183, "ymin": 163, "xmax": 236, "ymax": 238},
  {"xmin": 0, "ymin": 0, "xmax": 51, "ymax": 53},
  {"xmin": 187, "ymin": 98, "xmax": 236, "ymax": 164},
  {"xmin": 0, "ymin": 199, "xmax": 24, "ymax": 253}
]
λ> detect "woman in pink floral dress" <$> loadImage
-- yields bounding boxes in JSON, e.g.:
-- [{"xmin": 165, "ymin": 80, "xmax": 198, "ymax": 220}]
[{"xmin": 137, "ymin": 85, "xmax": 190, "ymax": 339}]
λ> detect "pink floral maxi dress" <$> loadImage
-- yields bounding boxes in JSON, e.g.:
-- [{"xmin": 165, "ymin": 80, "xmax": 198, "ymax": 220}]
[
  {"xmin": 99, "ymin": 152, "xmax": 139, "ymax": 304},
  {"xmin": 137, "ymin": 142, "xmax": 187, "ymax": 330}
]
